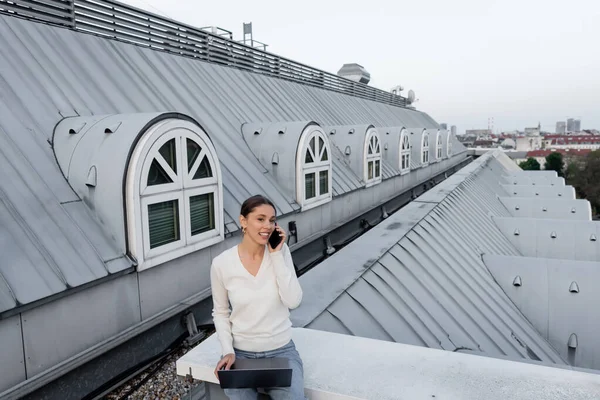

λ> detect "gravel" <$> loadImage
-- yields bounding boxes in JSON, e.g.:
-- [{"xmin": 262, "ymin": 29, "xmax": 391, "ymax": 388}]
[{"xmin": 105, "ymin": 342, "xmax": 206, "ymax": 400}]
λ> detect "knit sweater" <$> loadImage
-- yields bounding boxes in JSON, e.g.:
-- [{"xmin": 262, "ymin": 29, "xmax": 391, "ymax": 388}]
[{"xmin": 210, "ymin": 243, "xmax": 303, "ymax": 355}]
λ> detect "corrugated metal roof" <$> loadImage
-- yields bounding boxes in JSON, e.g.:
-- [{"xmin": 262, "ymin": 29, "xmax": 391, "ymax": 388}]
[
  {"xmin": 293, "ymin": 150, "xmax": 568, "ymax": 366},
  {"xmin": 0, "ymin": 14, "xmax": 466, "ymax": 313}
]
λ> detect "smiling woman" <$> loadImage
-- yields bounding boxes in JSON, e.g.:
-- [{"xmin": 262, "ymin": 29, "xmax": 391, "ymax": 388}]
[{"xmin": 209, "ymin": 195, "xmax": 306, "ymax": 399}]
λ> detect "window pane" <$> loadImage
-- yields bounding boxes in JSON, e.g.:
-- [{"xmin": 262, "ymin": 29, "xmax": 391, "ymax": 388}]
[
  {"xmin": 187, "ymin": 139, "xmax": 201, "ymax": 172},
  {"xmin": 309, "ymin": 137, "xmax": 316, "ymax": 156},
  {"xmin": 319, "ymin": 170, "xmax": 329, "ymax": 194},
  {"xmin": 321, "ymin": 148, "xmax": 328, "ymax": 161},
  {"xmin": 190, "ymin": 193, "xmax": 215, "ymax": 236},
  {"xmin": 193, "ymin": 156, "xmax": 213, "ymax": 179},
  {"xmin": 305, "ymin": 173, "xmax": 316, "ymax": 199},
  {"xmin": 147, "ymin": 158, "xmax": 173, "ymax": 186},
  {"xmin": 375, "ymin": 160, "xmax": 380, "ymax": 177},
  {"xmin": 305, "ymin": 149, "xmax": 314, "ymax": 163},
  {"xmin": 318, "ymin": 137, "xmax": 324, "ymax": 155},
  {"xmin": 159, "ymin": 139, "xmax": 177, "ymax": 175},
  {"xmin": 148, "ymin": 200, "xmax": 180, "ymax": 249},
  {"xmin": 368, "ymin": 161, "xmax": 373, "ymax": 180}
]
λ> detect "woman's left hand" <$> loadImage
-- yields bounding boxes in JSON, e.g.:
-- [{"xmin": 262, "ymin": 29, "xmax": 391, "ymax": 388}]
[{"xmin": 268, "ymin": 225, "xmax": 286, "ymax": 253}]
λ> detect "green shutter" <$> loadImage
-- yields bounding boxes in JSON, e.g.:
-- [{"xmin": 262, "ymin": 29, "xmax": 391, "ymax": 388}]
[
  {"xmin": 319, "ymin": 170, "xmax": 328, "ymax": 194},
  {"xmin": 148, "ymin": 200, "xmax": 180, "ymax": 248},
  {"xmin": 190, "ymin": 193, "xmax": 215, "ymax": 236},
  {"xmin": 305, "ymin": 173, "xmax": 316, "ymax": 199}
]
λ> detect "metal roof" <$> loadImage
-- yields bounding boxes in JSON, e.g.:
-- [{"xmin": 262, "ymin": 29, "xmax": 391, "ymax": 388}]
[
  {"xmin": 0, "ymin": 13, "xmax": 466, "ymax": 314},
  {"xmin": 292, "ymin": 150, "xmax": 570, "ymax": 366}
]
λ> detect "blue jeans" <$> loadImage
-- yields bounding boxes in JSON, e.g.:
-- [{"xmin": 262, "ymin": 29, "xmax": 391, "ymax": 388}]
[{"xmin": 224, "ymin": 340, "xmax": 306, "ymax": 400}]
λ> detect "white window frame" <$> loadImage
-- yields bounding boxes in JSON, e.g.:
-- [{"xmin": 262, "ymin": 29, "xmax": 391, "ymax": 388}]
[
  {"xmin": 296, "ymin": 125, "xmax": 332, "ymax": 211},
  {"xmin": 400, "ymin": 129, "xmax": 411, "ymax": 175},
  {"xmin": 364, "ymin": 128, "xmax": 383, "ymax": 187},
  {"xmin": 436, "ymin": 131, "xmax": 443, "ymax": 160},
  {"xmin": 447, "ymin": 131, "xmax": 453, "ymax": 157},
  {"xmin": 421, "ymin": 131, "xmax": 430, "ymax": 166},
  {"xmin": 126, "ymin": 119, "xmax": 224, "ymax": 271}
]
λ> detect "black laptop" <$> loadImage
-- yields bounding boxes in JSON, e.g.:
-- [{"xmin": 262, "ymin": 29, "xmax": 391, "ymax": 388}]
[{"xmin": 217, "ymin": 358, "xmax": 293, "ymax": 389}]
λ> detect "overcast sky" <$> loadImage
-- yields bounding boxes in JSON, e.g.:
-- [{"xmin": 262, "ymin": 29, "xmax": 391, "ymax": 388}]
[{"xmin": 121, "ymin": 0, "xmax": 599, "ymax": 134}]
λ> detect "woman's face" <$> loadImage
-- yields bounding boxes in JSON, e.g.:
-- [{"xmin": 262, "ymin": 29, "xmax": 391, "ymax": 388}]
[{"xmin": 240, "ymin": 204, "xmax": 276, "ymax": 246}]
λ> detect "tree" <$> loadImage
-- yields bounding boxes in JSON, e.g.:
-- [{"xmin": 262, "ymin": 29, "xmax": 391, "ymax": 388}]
[
  {"xmin": 565, "ymin": 151, "xmax": 600, "ymax": 216},
  {"xmin": 544, "ymin": 152, "xmax": 564, "ymax": 176},
  {"xmin": 519, "ymin": 157, "xmax": 541, "ymax": 171}
]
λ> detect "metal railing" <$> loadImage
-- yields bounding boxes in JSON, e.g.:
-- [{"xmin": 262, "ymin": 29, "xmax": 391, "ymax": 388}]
[{"xmin": 0, "ymin": 0, "xmax": 408, "ymax": 108}]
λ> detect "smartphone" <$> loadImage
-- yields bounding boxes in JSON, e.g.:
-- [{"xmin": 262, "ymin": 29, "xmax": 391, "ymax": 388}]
[{"xmin": 268, "ymin": 223, "xmax": 283, "ymax": 249}]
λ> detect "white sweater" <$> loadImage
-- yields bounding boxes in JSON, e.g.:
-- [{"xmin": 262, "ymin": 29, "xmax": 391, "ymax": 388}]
[{"xmin": 210, "ymin": 243, "xmax": 303, "ymax": 355}]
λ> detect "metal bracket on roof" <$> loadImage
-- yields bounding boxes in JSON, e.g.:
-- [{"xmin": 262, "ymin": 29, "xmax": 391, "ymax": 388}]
[
  {"xmin": 85, "ymin": 166, "xmax": 97, "ymax": 187},
  {"xmin": 569, "ymin": 281, "xmax": 580, "ymax": 293},
  {"xmin": 381, "ymin": 205, "xmax": 389, "ymax": 219},
  {"xmin": 104, "ymin": 122, "xmax": 122, "ymax": 134},
  {"xmin": 568, "ymin": 333, "xmax": 578, "ymax": 349},
  {"xmin": 182, "ymin": 312, "xmax": 205, "ymax": 347},
  {"xmin": 513, "ymin": 276, "xmax": 522, "ymax": 287},
  {"xmin": 324, "ymin": 235, "xmax": 335, "ymax": 255}
]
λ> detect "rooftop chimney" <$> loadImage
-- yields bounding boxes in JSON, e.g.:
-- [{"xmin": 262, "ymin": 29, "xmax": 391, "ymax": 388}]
[{"xmin": 337, "ymin": 63, "xmax": 370, "ymax": 84}]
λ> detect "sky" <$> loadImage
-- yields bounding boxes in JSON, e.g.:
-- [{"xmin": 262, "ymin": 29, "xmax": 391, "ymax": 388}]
[{"xmin": 120, "ymin": 0, "xmax": 600, "ymax": 134}]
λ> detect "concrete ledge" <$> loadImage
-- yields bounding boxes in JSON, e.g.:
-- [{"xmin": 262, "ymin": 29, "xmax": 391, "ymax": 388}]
[{"xmin": 176, "ymin": 328, "xmax": 600, "ymax": 400}]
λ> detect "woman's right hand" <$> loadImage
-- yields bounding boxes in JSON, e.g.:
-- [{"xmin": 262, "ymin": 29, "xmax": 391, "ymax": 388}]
[{"xmin": 214, "ymin": 353, "xmax": 236, "ymax": 380}]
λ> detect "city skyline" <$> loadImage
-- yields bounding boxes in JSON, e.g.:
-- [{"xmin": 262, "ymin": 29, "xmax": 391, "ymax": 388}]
[{"xmin": 121, "ymin": 0, "xmax": 600, "ymax": 134}]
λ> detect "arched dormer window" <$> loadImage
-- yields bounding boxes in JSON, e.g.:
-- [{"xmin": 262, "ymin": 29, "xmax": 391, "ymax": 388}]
[
  {"xmin": 400, "ymin": 129, "xmax": 410, "ymax": 174},
  {"xmin": 364, "ymin": 128, "xmax": 382, "ymax": 186},
  {"xmin": 436, "ymin": 131, "xmax": 443, "ymax": 160},
  {"xmin": 127, "ymin": 119, "xmax": 223, "ymax": 270},
  {"xmin": 296, "ymin": 126, "xmax": 332, "ymax": 210},
  {"xmin": 447, "ymin": 131, "xmax": 453, "ymax": 157},
  {"xmin": 421, "ymin": 131, "xmax": 430, "ymax": 165}
]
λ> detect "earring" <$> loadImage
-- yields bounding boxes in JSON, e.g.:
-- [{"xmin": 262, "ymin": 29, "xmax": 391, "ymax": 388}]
[{"xmin": 242, "ymin": 226, "xmax": 246, "ymax": 234}]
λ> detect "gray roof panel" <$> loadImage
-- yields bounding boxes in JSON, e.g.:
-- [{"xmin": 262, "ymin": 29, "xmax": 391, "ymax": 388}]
[
  {"xmin": 294, "ymin": 150, "xmax": 567, "ymax": 366},
  {"xmin": 0, "ymin": 12, "xmax": 464, "ymax": 313}
]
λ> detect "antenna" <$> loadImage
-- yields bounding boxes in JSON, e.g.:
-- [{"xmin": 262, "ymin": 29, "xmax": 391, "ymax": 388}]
[{"xmin": 407, "ymin": 90, "xmax": 416, "ymax": 104}]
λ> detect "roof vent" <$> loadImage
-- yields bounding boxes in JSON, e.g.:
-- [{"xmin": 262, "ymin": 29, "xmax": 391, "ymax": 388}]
[
  {"xmin": 85, "ymin": 166, "xmax": 97, "ymax": 187},
  {"xmin": 532, "ymin": 182, "xmax": 536, "ymax": 186},
  {"xmin": 278, "ymin": 128, "xmax": 286, "ymax": 135},
  {"xmin": 551, "ymin": 231, "xmax": 557, "ymax": 239},
  {"xmin": 104, "ymin": 122, "xmax": 122, "ymax": 134},
  {"xmin": 271, "ymin": 152, "xmax": 279, "ymax": 165},
  {"xmin": 345, "ymin": 146, "xmax": 351, "ymax": 156},
  {"xmin": 568, "ymin": 333, "xmax": 578, "ymax": 349},
  {"xmin": 514, "ymin": 229, "xmax": 520, "ymax": 236},
  {"xmin": 68, "ymin": 123, "xmax": 86, "ymax": 135},
  {"xmin": 254, "ymin": 128, "xmax": 262, "ymax": 135},
  {"xmin": 337, "ymin": 63, "xmax": 371, "ymax": 84},
  {"xmin": 513, "ymin": 192, "xmax": 518, "ymax": 195},
  {"xmin": 348, "ymin": 128, "xmax": 355, "ymax": 134},
  {"xmin": 515, "ymin": 206, "xmax": 520, "ymax": 210},
  {"xmin": 513, "ymin": 276, "xmax": 522, "ymax": 287},
  {"xmin": 384, "ymin": 143, "xmax": 389, "ymax": 150},
  {"xmin": 330, "ymin": 129, "xmax": 336, "ymax": 135},
  {"xmin": 558, "ymin": 193, "xmax": 562, "ymax": 197},
  {"xmin": 535, "ymin": 193, "xmax": 539, "ymax": 196},
  {"xmin": 542, "ymin": 207, "xmax": 547, "ymax": 212},
  {"xmin": 571, "ymin": 207, "xmax": 576, "ymax": 213},
  {"xmin": 590, "ymin": 234, "xmax": 597, "ymax": 242},
  {"xmin": 569, "ymin": 281, "xmax": 580, "ymax": 293}
]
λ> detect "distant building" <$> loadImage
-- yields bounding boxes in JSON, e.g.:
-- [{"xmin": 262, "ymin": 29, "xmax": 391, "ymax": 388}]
[
  {"xmin": 541, "ymin": 135, "xmax": 600, "ymax": 150},
  {"xmin": 524, "ymin": 122, "xmax": 541, "ymax": 136},
  {"xmin": 465, "ymin": 129, "xmax": 492, "ymax": 136},
  {"xmin": 440, "ymin": 123, "xmax": 448, "ymax": 130},
  {"xmin": 451, "ymin": 125, "xmax": 457, "ymax": 136},
  {"xmin": 516, "ymin": 136, "xmax": 542, "ymax": 151},
  {"xmin": 556, "ymin": 121, "xmax": 566, "ymax": 134},
  {"xmin": 566, "ymin": 118, "xmax": 581, "ymax": 132}
]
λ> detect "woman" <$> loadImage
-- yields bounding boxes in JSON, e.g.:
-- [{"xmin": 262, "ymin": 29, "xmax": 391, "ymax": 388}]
[{"xmin": 210, "ymin": 195, "xmax": 305, "ymax": 400}]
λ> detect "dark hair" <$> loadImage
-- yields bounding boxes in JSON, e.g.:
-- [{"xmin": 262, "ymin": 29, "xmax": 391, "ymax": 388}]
[{"xmin": 240, "ymin": 195, "xmax": 276, "ymax": 218}]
